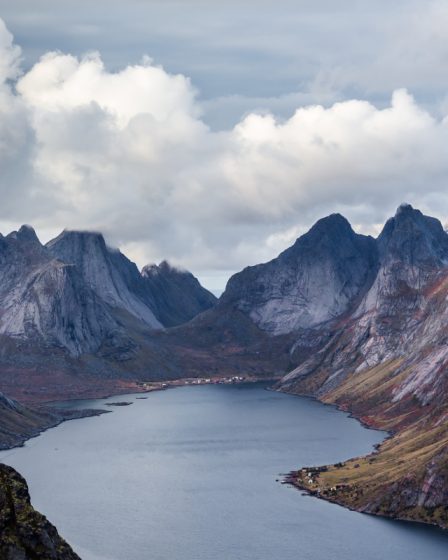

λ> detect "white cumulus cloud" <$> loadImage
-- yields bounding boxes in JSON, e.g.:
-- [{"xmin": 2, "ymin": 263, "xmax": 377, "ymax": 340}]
[{"xmin": 1, "ymin": 19, "xmax": 448, "ymax": 291}]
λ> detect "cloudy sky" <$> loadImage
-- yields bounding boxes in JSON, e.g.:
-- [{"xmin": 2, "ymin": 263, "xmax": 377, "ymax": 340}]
[{"xmin": 1, "ymin": 1, "xmax": 448, "ymax": 292}]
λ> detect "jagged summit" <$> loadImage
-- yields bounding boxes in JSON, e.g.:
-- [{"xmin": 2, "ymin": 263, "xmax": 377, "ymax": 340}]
[
  {"xmin": 395, "ymin": 202, "xmax": 414, "ymax": 216},
  {"xmin": 15, "ymin": 225, "xmax": 40, "ymax": 244},
  {"xmin": 305, "ymin": 212, "xmax": 353, "ymax": 235},
  {"xmin": 378, "ymin": 204, "xmax": 448, "ymax": 267},
  {"xmin": 46, "ymin": 229, "xmax": 107, "ymax": 251},
  {"xmin": 219, "ymin": 204, "xmax": 448, "ymax": 337},
  {"xmin": 5, "ymin": 225, "xmax": 41, "ymax": 245},
  {"xmin": 222, "ymin": 211, "xmax": 378, "ymax": 334},
  {"xmin": 0, "ymin": 224, "xmax": 217, "ymax": 358},
  {"xmin": 142, "ymin": 260, "xmax": 184, "ymax": 276},
  {"xmin": 280, "ymin": 212, "xmax": 370, "ymax": 262},
  {"xmin": 141, "ymin": 259, "xmax": 217, "ymax": 327},
  {"xmin": 47, "ymin": 228, "xmax": 163, "ymax": 329}
]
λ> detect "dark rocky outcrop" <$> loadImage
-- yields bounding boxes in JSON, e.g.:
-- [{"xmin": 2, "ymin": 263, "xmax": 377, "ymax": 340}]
[{"xmin": 0, "ymin": 464, "xmax": 80, "ymax": 559}]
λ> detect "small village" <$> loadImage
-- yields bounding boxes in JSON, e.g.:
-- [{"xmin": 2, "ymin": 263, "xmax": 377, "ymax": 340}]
[{"xmin": 136, "ymin": 375, "xmax": 252, "ymax": 392}]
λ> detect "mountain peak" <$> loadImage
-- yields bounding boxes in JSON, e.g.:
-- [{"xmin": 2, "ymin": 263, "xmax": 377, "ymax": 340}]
[
  {"xmin": 223, "ymin": 211, "xmax": 378, "ymax": 334},
  {"xmin": 285, "ymin": 212, "xmax": 358, "ymax": 258},
  {"xmin": 392, "ymin": 203, "xmax": 428, "ymax": 226},
  {"xmin": 46, "ymin": 229, "xmax": 163, "ymax": 329},
  {"xmin": 7, "ymin": 225, "xmax": 40, "ymax": 245},
  {"xmin": 142, "ymin": 260, "xmax": 186, "ymax": 278},
  {"xmin": 309, "ymin": 213, "xmax": 353, "ymax": 235},
  {"xmin": 18, "ymin": 225, "xmax": 39, "ymax": 242},
  {"xmin": 46, "ymin": 229, "xmax": 107, "ymax": 251},
  {"xmin": 395, "ymin": 202, "xmax": 415, "ymax": 217},
  {"xmin": 159, "ymin": 260, "xmax": 176, "ymax": 271},
  {"xmin": 378, "ymin": 205, "xmax": 448, "ymax": 267},
  {"xmin": 141, "ymin": 261, "xmax": 216, "ymax": 327}
]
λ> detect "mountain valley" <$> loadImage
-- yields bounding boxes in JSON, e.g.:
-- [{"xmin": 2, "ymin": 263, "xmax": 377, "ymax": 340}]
[{"xmin": 0, "ymin": 203, "xmax": 447, "ymax": 547}]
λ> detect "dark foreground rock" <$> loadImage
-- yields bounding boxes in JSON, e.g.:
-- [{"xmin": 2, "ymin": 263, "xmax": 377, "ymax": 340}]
[{"xmin": 0, "ymin": 464, "xmax": 80, "ymax": 559}]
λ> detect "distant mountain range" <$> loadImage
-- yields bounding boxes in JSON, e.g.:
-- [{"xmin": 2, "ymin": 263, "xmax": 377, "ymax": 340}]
[{"xmin": 0, "ymin": 203, "xmax": 447, "ymax": 531}]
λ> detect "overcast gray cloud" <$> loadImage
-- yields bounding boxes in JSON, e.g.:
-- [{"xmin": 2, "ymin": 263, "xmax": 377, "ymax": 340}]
[
  {"xmin": 0, "ymin": 7, "xmax": 448, "ymax": 292},
  {"xmin": 3, "ymin": 0, "xmax": 448, "ymax": 124}
]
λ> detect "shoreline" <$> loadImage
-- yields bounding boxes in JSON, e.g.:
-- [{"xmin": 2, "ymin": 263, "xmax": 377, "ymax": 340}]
[
  {"xmin": 0, "ymin": 408, "xmax": 110, "ymax": 453},
  {"xmin": 0, "ymin": 374, "xmax": 281, "ymax": 452},
  {"xmin": 2, "ymin": 376, "xmax": 447, "ymax": 542},
  {"xmin": 41, "ymin": 373, "xmax": 282, "ymax": 406},
  {"xmin": 284, "ymin": 470, "xmax": 448, "ymax": 533},
  {"xmin": 273, "ymin": 385, "xmax": 448, "ymax": 532},
  {"xmin": 270, "ymin": 385, "xmax": 394, "ymax": 435}
]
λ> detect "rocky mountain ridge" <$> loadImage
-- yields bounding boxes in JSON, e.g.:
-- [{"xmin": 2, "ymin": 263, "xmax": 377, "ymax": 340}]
[
  {"xmin": 0, "ymin": 226, "xmax": 216, "ymax": 362},
  {"xmin": 150, "ymin": 202, "xmax": 448, "ymax": 528},
  {"xmin": 276, "ymin": 204, "xmax": 448, "ymax": 528},
  {"xmin": 141, "ymin": 260, "xmax": 217, "ymax": 327},
  {"xmin": 47, "ymin": 230, "xmax": 164, "ymax": 330},
  {"xmin": 221, "ymin": 213, "xmax": 379, "ymax": 334}
]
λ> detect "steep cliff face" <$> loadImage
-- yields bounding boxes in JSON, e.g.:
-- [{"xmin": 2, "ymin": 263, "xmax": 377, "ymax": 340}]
[
  {"xmin": 47, "ymin": 230, "xmax": 163, "ymax": 329},
  {"xmin": 0, "ymin": 227, "xmax": 126, "ymax": 357},
  {"xmin": 0, "ymin": 464, "xmax": 80, "ymax": 559},
  {"xmin": 141, "ymin": 261, "xmax": 217, "ymax": 327},
  {"xmin": 221, "ymin": 214, "xmax": 378, "ymax": 335},
  {"xmin": 47, "ymin": 232, "xmax": 217, "ymax": 331}
]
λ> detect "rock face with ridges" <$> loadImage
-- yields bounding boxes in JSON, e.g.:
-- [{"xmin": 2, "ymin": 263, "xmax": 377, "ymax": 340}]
[
  {"xmin": 141, "ymin": 260, "xmax": 217, "ymax": 327},
  {"xmin": 282, "ymin": 204, "xmax": 448, "ymax": 396},
  {"xmin": 378, "ymin": 203, "xmax": 448, "ymax": 268},
  {"xmin": 0, "ymin": 228, "xmax": 123, "ymax": 357},
  {"xmin": 221, "ymin": 214, "xmax": 378, "ymax": 335},
  {"xmin": 46, "ymin": 230, "xmax": 163, "ymax": 329},
  {"xmin": 0, "ymin": 259, "xmax": 120, "ymax": 357}
]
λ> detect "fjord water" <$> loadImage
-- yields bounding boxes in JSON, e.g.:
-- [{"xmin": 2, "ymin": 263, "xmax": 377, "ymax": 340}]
[{"xmin": 1, "ymin": 384, "xmax": 447, "ymax": 560}]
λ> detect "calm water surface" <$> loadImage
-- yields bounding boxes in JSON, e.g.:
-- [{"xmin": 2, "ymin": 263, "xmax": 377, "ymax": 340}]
[{"xmin": 1, "ymin": 383, "xmax": 447, "ymax": 560}]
